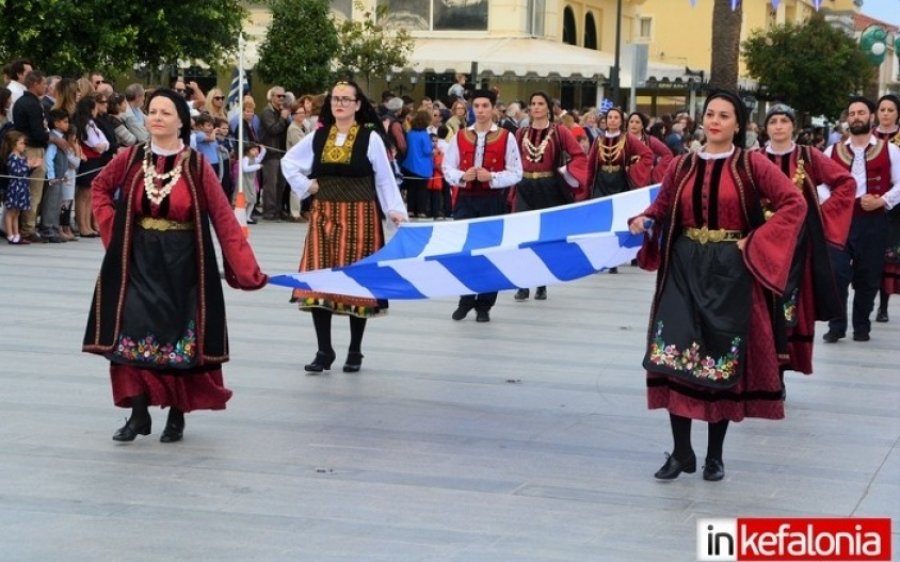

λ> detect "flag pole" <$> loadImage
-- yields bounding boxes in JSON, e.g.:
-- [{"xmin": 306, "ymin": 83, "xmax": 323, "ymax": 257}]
[{"xmin": 234, "ymin": 33, "xmax": 249, "ymax": 238}]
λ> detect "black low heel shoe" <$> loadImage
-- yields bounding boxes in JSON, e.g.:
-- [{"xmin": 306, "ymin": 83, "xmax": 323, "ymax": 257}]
[
  {"xmin": 160, "ymin": 409, "xmax": 185, "ymax": 443},
  {"xmin": 654, "ymin": 452, "xmax": 697, "ymax": 480},
  {"xmin": 112, "ymin": 417, "xmax": 152, "ymax": 442},
  {"xmin": 304, "ymin": 350, "xmax": 336, "ymax": 373},
  {"xmin": 343, "ymin": 351, "xmax": 364, "ymax": 373},
  {"xmin": 703, "ymin": 458, "xmax": 725, "ymax": 481}
]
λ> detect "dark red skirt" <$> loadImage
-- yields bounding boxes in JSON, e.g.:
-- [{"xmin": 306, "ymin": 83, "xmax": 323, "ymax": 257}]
[{"xmin": 110, "ymin": 364, "xmax": 232, "ymax": 412}]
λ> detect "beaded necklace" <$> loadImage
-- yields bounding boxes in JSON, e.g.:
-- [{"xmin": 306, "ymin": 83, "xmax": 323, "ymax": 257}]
[
  {"xmin": 522, "ymin": 126, "xmax": 554, "ymax": 162},
  {"xmin": 143, "ymin": 149, "xmax": 185, "ymax": 206}
]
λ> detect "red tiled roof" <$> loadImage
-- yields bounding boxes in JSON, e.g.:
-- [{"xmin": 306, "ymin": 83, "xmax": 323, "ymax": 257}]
[{"xmin": 854, "ymin": 12, "xmax": 900, "ymax": 33}]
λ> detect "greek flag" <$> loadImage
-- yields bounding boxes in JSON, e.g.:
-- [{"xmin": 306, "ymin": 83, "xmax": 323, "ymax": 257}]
[
  {"xmin": 599, "ymin": 98, "xmax": 615, "ymax": 114},
  {"xmin": 268, "ymin": 187, "xmax": 660, "ymax": 300},
  {"xmin": 226, "ymin": 68, "xmax": 249, "ymax": 120}
]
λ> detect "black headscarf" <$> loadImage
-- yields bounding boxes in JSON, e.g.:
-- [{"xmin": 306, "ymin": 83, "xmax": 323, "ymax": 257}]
[
  {"xmin": 702, "ymin": 89, "xmax": 747, "ymax": 149},
  {"xmin": 147, "ymin": 88, "xmax": 193, "ymax": 147}
]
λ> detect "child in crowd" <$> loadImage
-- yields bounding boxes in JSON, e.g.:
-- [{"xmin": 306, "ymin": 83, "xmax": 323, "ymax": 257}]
[
  {"xmin": 435, "ymin": 125, "xmax": 454, "ymax": 217},
  {"xmin": 214, "ymin": 116, "xmax": 234, "ymax": 201},
  {"xmin": 239, "ymin": 143, "xmax": 265, "ymax": 224},
  {"xmin": 428, "ymin": 132, "xmax": 446, "ymax": 220},
  {"xmin": 1, "ymin": 130, "xmax": 42, "ymax": 244},
  {"xmin": 46, "ymin": 109, "xmax": 78, "ymax": 242}
]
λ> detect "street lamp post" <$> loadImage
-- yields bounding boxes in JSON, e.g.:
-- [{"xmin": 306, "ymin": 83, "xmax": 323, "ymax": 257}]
[{"xmin": 611, "ymin": 0, "xmax": 623, "ymax": 107}]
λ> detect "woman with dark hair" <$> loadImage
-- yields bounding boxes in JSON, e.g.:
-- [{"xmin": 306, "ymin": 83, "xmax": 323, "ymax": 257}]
[
  {"xmin": 83, "ymin": 89, "xmax": 267, "ymax": 443},
  {"xmin": 512, "ymin": 91, "xmax": 588, "ymax": 301},
  {"xmin": 73, "ymin": 96, "xmax": 108, "ymax": 237},
  {"xmin": 873, "ymin": 94, "xmax": 900, "ymax": 322},
  {"xmin": 586, "ymin": 107, "xmax": 653, "ymax": 199},
  {"xmin": 401, "ymin": 109, "xmax": 435, "ymax": 218},
  {"xmin": 0, "ymin": 87, "xmax": 12, "ymax": 127},
  {"xmin": 282, "ymin": 81, "xmax": 407, "ymax": 374},
  {"xmin": 628, "ymin": 111, "xmax": 674, "ymax": 184},
  {"xmin": 629, "ymin": 90, "xmax": 807, "ymax": 481}
]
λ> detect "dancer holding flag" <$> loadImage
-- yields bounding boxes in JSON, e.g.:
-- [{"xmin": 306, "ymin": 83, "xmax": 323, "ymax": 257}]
[
  {"xmin": 512, "ymin": 91, "xmax": 587, "ymax": 302},
  {"xmin": 282, "ymin": 81, "xmax": 407, "ymax": 374},
  {"xmin": 630, "ymin": 91, "xmax": 806, "ymax": 482},
  {"xmin": 83, "ymin": 89, "xmax": 267, "ymax": 443}
]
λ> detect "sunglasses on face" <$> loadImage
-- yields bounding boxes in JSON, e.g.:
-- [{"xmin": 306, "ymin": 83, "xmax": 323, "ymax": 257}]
[
  {"xmin": 275, "ymin": 94, "xmax": 285, "ymax": 98},
  {"xmin": 175, "ymin": 89, "xmax": 185, "ymax": 93},
  {"xmin": 213, "ymin": 96, "xmax": 225, "ymax": 100}
]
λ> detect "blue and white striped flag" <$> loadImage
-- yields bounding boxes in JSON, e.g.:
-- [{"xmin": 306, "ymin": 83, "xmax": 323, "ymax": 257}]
[
  {"xmin": 599, "ymin": 97, "xmax": 615, "ymax": 114},
  {"xmin": 226, "ymin": 68, "xmax": 249, "ymax": 120},
  {"xmin": 269, "ymin": 187, "xmax": 660, "ymax": 300}
]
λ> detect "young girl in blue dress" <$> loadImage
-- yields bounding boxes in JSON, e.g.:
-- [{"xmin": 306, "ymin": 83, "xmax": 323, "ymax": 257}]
[{"xmin": 2, "ymin": 130, "xmax": 42, "ymax": 244}]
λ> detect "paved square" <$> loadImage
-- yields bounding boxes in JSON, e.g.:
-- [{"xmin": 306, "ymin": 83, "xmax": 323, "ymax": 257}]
[{"xmin": 1, "ymin": 222, "xmax": 897, "ymax": 561}]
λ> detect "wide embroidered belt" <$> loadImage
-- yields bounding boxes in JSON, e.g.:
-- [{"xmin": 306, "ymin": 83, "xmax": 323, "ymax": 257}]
[
  {"xmin": 138, "ymin": 217, "xmax": 194, "ymax": 231},
  {"xmin": 522, "ymin": 171, "xmax": 555, "ymax": 179},
  {"xmin": 600, "ymin": 165, "xmax": 622, "ymax": 173},
  {"xmin": 315, "ymin": 175, "xmax": 377, "ymax": 202},
  {"xmin": 683, "ymin": 226, "xmax": 742, "ymax": 244}
]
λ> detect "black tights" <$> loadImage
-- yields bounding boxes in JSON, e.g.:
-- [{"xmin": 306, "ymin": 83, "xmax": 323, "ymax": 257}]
[
  {"xmin": 669, "ymin": 413, "xmax": 729, "ymax": 461},
  {"xmin": 311, "ymin": 309, "xmax": 367, "ymax": 354},
  {"xmin": 879, "ymin": 290, "xmax": 889, "ymax": 313}
]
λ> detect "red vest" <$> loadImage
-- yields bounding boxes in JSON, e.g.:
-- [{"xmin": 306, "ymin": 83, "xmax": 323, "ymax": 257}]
[
  {"xmin": 456, "ymin": 127, "xmax": 509, "ymax": 196},
  {"xmin": 830, "ymin": 139, "xmax": 892, "ymax": 215}
]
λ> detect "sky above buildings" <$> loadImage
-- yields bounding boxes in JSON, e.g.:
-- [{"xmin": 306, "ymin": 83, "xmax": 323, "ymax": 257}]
[{"xmin": 860, "ymin": 0, "xmax": 900, "ymax": 26}]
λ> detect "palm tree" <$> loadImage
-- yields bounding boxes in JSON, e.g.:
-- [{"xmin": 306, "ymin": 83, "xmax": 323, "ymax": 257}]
[{"xmin": 709, "ymin": 0, "xmax": 743, "ymax": 90}]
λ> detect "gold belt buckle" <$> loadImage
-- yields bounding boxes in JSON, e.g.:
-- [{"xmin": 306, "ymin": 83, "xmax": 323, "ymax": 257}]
[{"xmin": 600, "ymin": 165, "xmax": 621, "ymax": 173}]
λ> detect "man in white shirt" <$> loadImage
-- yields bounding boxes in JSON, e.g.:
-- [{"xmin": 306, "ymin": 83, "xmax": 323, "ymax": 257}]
[
  {"xmin": 6, "ymin": 59, "xmax": 32, "ymax": 123},
  {"xmin": 822, "ymin": 96, "xmax": 900, "ymax": 342},
  {"xmin": 442, "ymin": 89, "xmax": 523, "ymax": 323}
]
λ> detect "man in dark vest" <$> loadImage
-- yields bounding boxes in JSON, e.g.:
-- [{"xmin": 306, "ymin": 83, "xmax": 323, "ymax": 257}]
[
  {"xmin": 822, "ymin": 96, "xmax": 900, "ymax": 342},
  {"xmin": 442, "ymin": 89, "xmax": 523, "ymax": 323}
]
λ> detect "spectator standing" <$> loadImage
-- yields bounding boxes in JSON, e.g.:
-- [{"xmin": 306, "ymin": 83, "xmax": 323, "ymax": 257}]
[
  {"xmin": 6, "ymin": 59, "xmax": 32, "ymax": 120},
  {"xmin": 123, "ymin": 83, "xmax": 149, "ymax": 143},
  {"xmin": 401, "ymin": 110, "xmax": 434, "ymax": 218},
  {"xmin": 259, "ymin": 86, "xmax": 290, "ymax": 220},
  {"xmin": 12, "ymin": 70, "xmax": 52, "ymax": 242},
  {"xmin": 2, "ymin": 130, "xmax": 42, "ymax": 244}
]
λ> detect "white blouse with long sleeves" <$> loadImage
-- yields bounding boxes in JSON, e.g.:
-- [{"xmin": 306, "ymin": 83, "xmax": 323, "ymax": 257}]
[{"xmin": 281, "ymin": 128, "xmax": 407, "ymax": 218}]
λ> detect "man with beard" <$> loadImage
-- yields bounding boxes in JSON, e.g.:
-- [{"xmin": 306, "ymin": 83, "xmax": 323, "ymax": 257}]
[{"xmin": 822, "ymin": 96, "xmax": 900, "ymax": 342}]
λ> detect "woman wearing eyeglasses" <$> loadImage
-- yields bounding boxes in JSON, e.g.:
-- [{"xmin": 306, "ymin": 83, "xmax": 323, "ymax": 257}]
[{"xmin": 282, "ymin": 81, "xmax": 408, "ymax": 374}]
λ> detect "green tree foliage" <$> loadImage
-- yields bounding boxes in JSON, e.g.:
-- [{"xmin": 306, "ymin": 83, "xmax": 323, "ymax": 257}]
[
  {"xmin": 743, "ymin": 14, "xmax": 874, "ymax": 120},
  {"xmin": 335, "ymin": 3, "xmax": 414, "ymax": 94},
  {"xmin": 255, "ymin": 0, "xmax": 338, "ymax": 96},
  {"xmin": 0, "ymin": 0, "xmax": 244, "ymax": 77}
]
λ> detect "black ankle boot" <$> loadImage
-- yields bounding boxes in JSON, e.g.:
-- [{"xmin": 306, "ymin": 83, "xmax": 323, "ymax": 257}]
[
  {"xmin": 654, "ymin": 452, "xmax": 696, "ymax": 480},
  {"xmin": 343, "ymin": 351, "xmax": 364, "ymax": 373},
  {"xmin": 113, "ymin": 395, "xmax": 151, "ymax": 442},
  {"xmin": 703, "ymin": 457, "xmax": 725, "ymax": 481},
  {"xmin": 160, "ymin": 408, "xmax": 185, "ymax": 443},
  {"xmin": 534, "ymin": 286, "xmax": 547, "ymax": 300},
  {"xmin": 305, "ymin": 350, "xmax": 336, "ymax": 373},
  {"xmin": 876, "ymin": 307, "xmax": 888, "ymax": 323},
  {"xmin": 113, "ymin": 415, "xmax": 152, "ymax": 441}
]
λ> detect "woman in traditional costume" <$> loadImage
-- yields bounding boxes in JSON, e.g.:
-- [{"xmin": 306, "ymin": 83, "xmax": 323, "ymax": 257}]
[
  {"xmin": 761, "ymin": 104, "xmax": 855, "ymax": 377},
  {"xmin": 512, "ymin": 91, "xmax": 588, "ymax": 301},
  {"xmin": 872, "ymin": 94, "xmax": 900, "ymax": 322},
  {"xmin": 627, "ymin": 111, "xmax": 674, "ymax": 185},
  {"xmin": 586, "ymin": 107, "xmax": 653, "ymax": 199},
  {"xmin": 629, "ymin": 91, "xmax": 806, "ymax": 481},
  {"xmin": 84, "ymin": 89, "xmax": 267, "ymax": 443},
  {"xmin": 281, "ymin": 81, "xmax": 407, "ymax": 374},
  {"xmin": 587, "ymin": 107, "xmax": 653, "ymax": 273}
]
